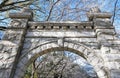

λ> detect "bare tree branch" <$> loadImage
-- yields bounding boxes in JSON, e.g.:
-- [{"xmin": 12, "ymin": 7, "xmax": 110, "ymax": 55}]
[
  {"xmin": 0, "ymin": 0, "xmax": 30, "ymax": 11},
  {"xmin": 112, "ymin": 0, "xmax": 118, "ymax": 24},
  {"xmin": 46, "ymin": 0, "xmax": 60, "ymax": 21}
]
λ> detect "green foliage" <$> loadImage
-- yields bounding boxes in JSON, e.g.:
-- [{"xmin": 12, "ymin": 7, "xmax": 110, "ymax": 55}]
[{"xmin": 24, "ymin": 64, "xmax": 32, "ymax": 78}]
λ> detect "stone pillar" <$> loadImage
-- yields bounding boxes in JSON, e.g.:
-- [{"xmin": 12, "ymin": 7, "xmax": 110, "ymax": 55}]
[
  {"xmin": 0, "ymin": 7, "xmax": 33, "ymax": 78},
  {"xmin": 101, "ymin": 46, "xmax": 120, "ymax": 78},
  {"xmin": 87, "ymin": 9, "xmax": 120, "ymax": 78},
  {"xmin": 87, "ymin": 12, "xmax": 114, "ymax": 44}
]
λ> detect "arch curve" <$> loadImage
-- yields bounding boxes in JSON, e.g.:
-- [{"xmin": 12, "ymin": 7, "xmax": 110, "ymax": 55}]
[{"xmin": 14, "ymin": 41, "xmax": 108, "ymax": 78}]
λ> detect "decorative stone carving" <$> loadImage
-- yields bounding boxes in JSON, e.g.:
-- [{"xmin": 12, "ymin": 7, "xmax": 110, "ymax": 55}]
[{"xmin": 9, "ymin": 19, "xmax": 27, "ymax": 28}]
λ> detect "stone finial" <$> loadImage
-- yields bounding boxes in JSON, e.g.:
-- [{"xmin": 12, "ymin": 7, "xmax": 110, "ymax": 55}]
[
  {"xmin": 22, "ymin": 7, "xmax": 32, "ymax": 13},
  {"xmin": 89, "ymin": 6, "xmax": 101, "ymax": 13},
  {"xmin": 9, "ymin": 7, "xmax": 33, "ymax": 21},
  {"xmin": 87, "ymin": 7, "xmax": 112, "ymax": 21}
]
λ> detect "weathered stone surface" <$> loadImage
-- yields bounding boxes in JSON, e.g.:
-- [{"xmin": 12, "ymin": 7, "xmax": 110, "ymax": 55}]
[
  {"xmin": 65, "ymin": 38, "xmax": 97, "ymax": 43},
  {"xmin": 103, "ymin": 54, "xmax": 120, "ymax": 62},
  {"xmin": 0, "ymin": 41, "xmax": 18, "ymax": 78},
  {"xmin": 0, "ymin": 7, "xmax": 120, "ymax": 78},
  {"xmin": 96, "ymin": 29, "xmax": 115, "ymax": 35},
  {"xmin": 101, "ymin": 46, "xmax": 110, "ymax": 54},
  {"xmin": 110, "ymin": 47, "xmax": 120, "ymax": 54},
  {"xmin": 3, "ymin": 29, "xmax": 24, "ymax": 44},
  {"xmin": 58, "ymin": 38, "xmax": 64, "ymax": 46},
  {"xmin": 87, "ymin": 12, "xmax": 112, "ymax": 19},
  {"xmin": 9, "ymin": 19, "xmax": 28, "ymax": 28},
  {"xmin": 109, "ymin": 40, "xmax": 120, "ymax": 45},
  {"xmin": 26, "ymin": 30, "xmax": 96, "ymax": 38},
  {"xmin": 110, "ymin": 69, "xmax": 120, "ymax": 78},
  {"xmin": 0, "ymin": 44, "xmax": 4, "ymax": 50},
  {"xmin": 105, "ymin": 62, "xmax": 120, "ymax": 69},
  {"xmin": 94, "ymin": 18, "xmax": 112, "ymax": 27},
  {"xmin": 97, "ymin": 34, "xmax": 114, "ymax": 40},
  {"xmin": 96, "ymin": 69, "xmax": 107, "ymax": 78}
]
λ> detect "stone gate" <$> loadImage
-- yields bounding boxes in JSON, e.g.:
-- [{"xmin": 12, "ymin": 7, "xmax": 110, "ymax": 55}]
[{"xmin": 0, "ymin": 8, "xmax": 120, "ymax": 78}]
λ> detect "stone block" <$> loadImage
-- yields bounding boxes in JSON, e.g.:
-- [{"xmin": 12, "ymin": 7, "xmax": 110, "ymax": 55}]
[
  {"xmin": 65, "ymin": 38, "xmax": 97, "ymax": 43},
  {"xmin": 77, "ymin": 46, "xmax": 86, "ymax": 53},
  {"xmin": 67, "ymin": 42, "xmax": 74, "ymax": 49},
  {"xmin": 90, "ymin": 57, "xmax": 101, "ymax": 66},
  {"xmin": 95, "ymin": 21, "xmax": 112, "ymax": 27},
  {"xmin": 109, "ymin": 40, "xmax": 120, "ymax": 45},
  {"xmin": 14, "ymin": 69, "xmax": 25, "ymax": 78},
  {"xmin": 95, "ymin": 18, "xmax": 111, "ymax": 22},
  {"xmin": 0, "ymin": 44, "xmax": 4, "ymax": 50},
  {"xmin": 94, "ymin": 63, "xmax": 104, "ymax": 72},
  {"xmin": 110, "ymin": 69, "xmax": 120, "ymax": 78},
  {"xmin": 3, "ymin": 29, "xmax": 24, "ymax": 44},
  {"xmin": 9, "ymin": 9, "xmax": 33, "ymax": 20},
  {"xmin": 20, "ymin": 56, "xmax": 29, "ymax": 64},
  {"xmin": 110, "ymin": 48, "xmax": 120, "ymax": 54},
  {"xmin": 26, "ymin": 30, "xmax": 96, "ymax": 38},
  {"xmin": 104, "ymin": 62, "xmax": 120, "ymax": 69},
  {"xmin": 103, "ymin": 54, "xmax": 120, "ymax": 62},
  {"xmin": 83, "ymin": 49, "xmax": 91, "ymax": 56},
  {"xmin": 97, "ymin": 69, "xmax": 106, "ymax": 77},
  {"xmin": 0, "ymin": 69, "xmax": 10, "ymax": 78},
  {"xmin": 96, "ymin": 29, "xmax": 115, "ymax": 35},
  {"xmin": 23, "ymin": 40, "xmax": 32, "ymax": 49},
  {"xmin": 82, "ymin": 42, "xmax": 99, "ymax": 49},
  {"xmin": 97, "ymin": 34, "xmax": 114, "ymax": 40},
  {"xmin": 87, "ymin": 12, "xmax": 112, "ymax": 19},
  {"xmin": 73, "ymin": 44, "xmax": 80, "ymax": 50},
  {"xmin": 101, "ymin": 46, "xmax": 110, "ymax": 54},
  {"xmin": 64, "ymin": 42, "xmax": 69, "ymax": 48}
]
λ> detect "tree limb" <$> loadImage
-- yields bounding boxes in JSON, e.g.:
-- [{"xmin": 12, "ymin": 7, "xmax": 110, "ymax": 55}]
[
  {"xmin": 46, "ymin": 0, "xmax": 60, "ymax": 21},
  {"xmin": 112, "ymin": 0, "xmax": 118, "ymax": 24}
]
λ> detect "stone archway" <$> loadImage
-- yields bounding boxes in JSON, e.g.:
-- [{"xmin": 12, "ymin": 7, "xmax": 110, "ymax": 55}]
[
  {"xmin": 0, "ymin": 7, "xmax": 120, "ymax": 78},
  {"xmin": 13, "ymin": 40, "xmax": 108, "ymax": 78}
]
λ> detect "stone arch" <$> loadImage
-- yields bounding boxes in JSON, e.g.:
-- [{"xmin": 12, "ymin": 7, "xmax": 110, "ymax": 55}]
[{"xmin": 13, "ymin": 40, "xmax": 108, "ymax": 78}]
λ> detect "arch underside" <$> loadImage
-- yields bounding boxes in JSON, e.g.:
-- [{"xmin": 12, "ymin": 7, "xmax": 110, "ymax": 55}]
[{"xmin": 13, "ymin": 40, "xmax": 108, "ymax": 78}]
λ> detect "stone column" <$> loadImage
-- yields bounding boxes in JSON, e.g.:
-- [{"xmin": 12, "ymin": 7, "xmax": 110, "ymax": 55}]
[
  {"xmin": 0, "ymin": 7, "xmax": 33, "ymax": 78},
  {"xmin": 87, "ymin": 10, "xmax": 120, "ymax": 78}
]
